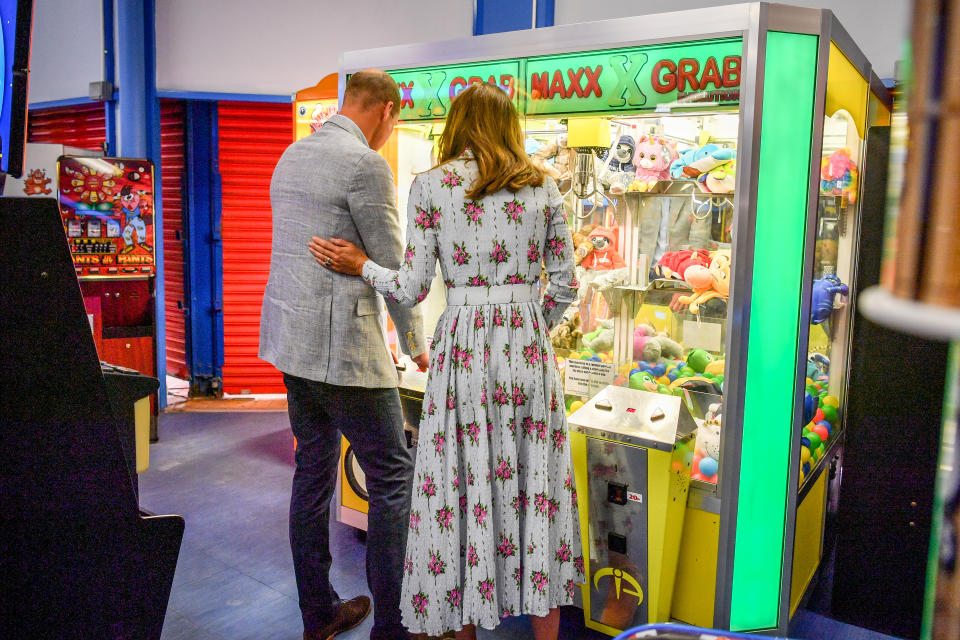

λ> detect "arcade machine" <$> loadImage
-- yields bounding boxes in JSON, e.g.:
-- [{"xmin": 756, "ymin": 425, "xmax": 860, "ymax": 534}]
[
  {"xmin": 342, "ymin": 2, "xmax": 890, "ymax": 635},
  {"xmin": 55, "ymin": 155, "xmax": 160, "ymax": 440}
]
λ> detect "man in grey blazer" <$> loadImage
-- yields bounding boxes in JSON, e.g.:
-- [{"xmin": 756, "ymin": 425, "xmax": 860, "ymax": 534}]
[{"xmin": 260, "ymin": 70, "xmax": 427, "ymax": 640}]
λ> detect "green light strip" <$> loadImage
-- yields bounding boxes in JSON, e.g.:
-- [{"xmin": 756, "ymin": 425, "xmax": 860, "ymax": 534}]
[{"xmin": 729, "ymin": 31, "xmax": 819, "ymax": 631}]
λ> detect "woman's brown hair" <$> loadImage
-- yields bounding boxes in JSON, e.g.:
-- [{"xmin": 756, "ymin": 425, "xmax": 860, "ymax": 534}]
[{"xmin": 436, "ymin": 82, "xmax": 544, "ymax": 200}]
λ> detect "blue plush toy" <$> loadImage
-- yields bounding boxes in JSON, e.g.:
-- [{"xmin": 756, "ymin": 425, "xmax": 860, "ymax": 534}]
[
  {"xmin": 810, "ymin": 274, "xmax": 849, "ymax": 324},
  {"xmin": 670, "ymin": 143, "xmax": 736, "ymax": 180}
]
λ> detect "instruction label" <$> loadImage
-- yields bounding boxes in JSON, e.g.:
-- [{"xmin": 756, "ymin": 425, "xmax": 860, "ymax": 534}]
[{"xmin": 565, "ymin": 359, "xmax": 615, "ymax": 396}]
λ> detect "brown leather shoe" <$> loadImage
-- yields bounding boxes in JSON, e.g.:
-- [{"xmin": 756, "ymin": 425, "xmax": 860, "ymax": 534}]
[{"xmin": 303, "ymin": 595, "xmax": 371, "ymax": 640}]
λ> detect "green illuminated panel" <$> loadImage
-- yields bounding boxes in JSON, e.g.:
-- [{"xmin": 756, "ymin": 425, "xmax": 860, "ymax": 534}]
[
  {"xmin": 525, "ymin": 38, "xmax": 742, "ymax": 115},
  {"xmin": 388, "ymin": 61, "xmax": 522, "ymax": 121},
  {"xmin": 729, "ymin": 31, "xmax": 819, "ymax": 632}
]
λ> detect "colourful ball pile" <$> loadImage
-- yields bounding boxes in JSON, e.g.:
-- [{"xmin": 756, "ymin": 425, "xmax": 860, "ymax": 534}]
[{"xmin": 799, "ymin": 377, "xmax": 839, "ymax": 487}]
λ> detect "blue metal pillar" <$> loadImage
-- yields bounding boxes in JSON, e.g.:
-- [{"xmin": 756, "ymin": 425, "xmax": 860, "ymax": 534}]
[
  {"xmin": 116, "ymin": 0, "xmax": 167, "ymax": 406},
  {"xmin": 102, "ymin": 0, "xmax": 116, "ymax": 154},
  {"xmin": 183, "ymin": 101, "xmax": 224, "ymax": 396},
  {"xmin": 474, "ymin": 0, "xmax": 554, "ymax": 35}
]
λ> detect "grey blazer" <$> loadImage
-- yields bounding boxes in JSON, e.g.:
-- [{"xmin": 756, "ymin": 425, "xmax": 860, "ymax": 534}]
[{"xmin": 259, "ymin": 114, "xmax": 426, "ymax": 388}]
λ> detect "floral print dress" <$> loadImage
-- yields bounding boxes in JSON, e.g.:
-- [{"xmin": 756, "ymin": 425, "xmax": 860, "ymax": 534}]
[{"xmin": 361, "ymin": 153, "xmax": 584, "ymax": 634}]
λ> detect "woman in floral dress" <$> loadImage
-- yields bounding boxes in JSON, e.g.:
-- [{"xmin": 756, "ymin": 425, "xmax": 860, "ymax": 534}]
[{"xmin": 310, "ymin": 83, "xmax": 584, "ymax": 640}]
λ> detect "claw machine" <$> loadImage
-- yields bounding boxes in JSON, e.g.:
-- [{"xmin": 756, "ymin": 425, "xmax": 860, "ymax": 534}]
[{"xmin": 341, "ymin": 2, "xmax": 891, "ymax": 635}]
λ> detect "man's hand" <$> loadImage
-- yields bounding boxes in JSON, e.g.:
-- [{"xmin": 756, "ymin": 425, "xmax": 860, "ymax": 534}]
[{"xmin": 412, "ymin": 352, "xmax": 429, "ymax": 372}]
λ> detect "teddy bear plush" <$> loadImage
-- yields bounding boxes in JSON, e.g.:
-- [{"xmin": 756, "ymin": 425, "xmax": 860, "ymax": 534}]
[
  {"xmin": 632, "ymin": 323, "xmax": 684, "ymax": 362},
  {"xmin": 550, "ymin": 312, "xmax": 582, "ymax": 352},
  {"xmin": 570, "ymin": 224, "xmax": 596, "ymax": 266}
]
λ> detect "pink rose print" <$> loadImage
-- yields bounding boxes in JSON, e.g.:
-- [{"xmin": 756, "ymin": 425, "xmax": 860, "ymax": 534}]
[
  {"xmin": 466, "ymin": 421, "xmax": 480, "ymax": 445},
  {"xmin": 510, "ymin": 308, "xmax": 524, "ymax": 329},
  {"xmin": 501, "ymin": 607, "xmax": 514, "ymax": 619},
  {"xmin": 512, "ymin": 384, "xmax": 527, "ymax": 407},
  {"xmin": 442, "ymin": 168, "xmax": 463, "ymax": 189},
  {"xmin": 453, "ymin": 242, "xmax": 471, "ymax": 266},
  {"xmin": 511, "ymin": 490, "xmax": 529, "ymax": 514},
  {"xmin": 433, "ymin": 432, "xmax": 445, "ymax": 455},
  {"xmin": 480, "ymin": 382, "xmax": 487, "ymax": 404},
  {"xmin": 444, "ymin": 278, "xmax": 455, "ymax": 289},
  {"xmin": 564, "ymin": 472, "xmax": 574, "ymax": 491},
  {"xmin": 522, "ymin": 416, "xmax": 535, "ymax": 439},
  {"xmin": 523, "ymin": 342, "xmax": 541, "ymax": 367},
  {"xmin": 493, "ymin": 307, "xmax": 505, "ymax": 326},
  {"xmin": 535, "ymin": 419, "xmax": 547, "ymax": 440},
  {"xmin": 555, "ymin": 540, "xmax": 572, "ymax": 564},
  {"xmin": 452, "ymin": 474, "xmax": 460, "ymax": 489},
  {"xmin": 569, "ymin": 276, "xmax": 580, "ymax": 288},
  {"xmin": 550, "ymin": 392, "xmax": 559, "ymax": 412},
  {"xmin": 473, "ymin": 502, "xmax": 488, "ymax": 527},
  {"xmin": 527, "ymin": 541, "xmax": 537, "ymax": 555},
  {"xmin": 548, "ymin": 236, "xmax": 566, "ymax": 259},
  {"xmin": 431, "ymin": 206, "xmax": 442, "ymax": 229},
  {"xmin": 412, "ymin": 592, "xmax": 429, "ymax": 618},
  {"xmin": 462, "ymin": 200, "xmax": 483, "ymax": 225},
  {"xmin": 410, "ymin": 510, "xmax": 421, "ymax": 533},
  {"xmin": 459, "ymin": 495, "xmax": 467, "ymax": 514},
  {"xmin": 513, "ymin": 567, "xmax": 522, "ymax": 586},
  {"xmin": 474, "ymin": 309, "xmax": 485, "ymax": 329},
  {"xmin": 413, "ymin": 206, "xmax": 434, "ymax": 231},
  {"xmin": 468, "ymin": 469, "xmax": 475, "ymax": 486},
  {"xmin": 468, "ymin": 275, "xmax": 489, "ymax": 287},
  {"xmin": 403, "ymin": 244, "xmax": 415, "ymax": 268},
  {"xmin": 535, "ymin": 492, "xmax": 550, "ymax": 516},
  {"xmin": 543, "ymin": 293, "xmax": 557, "ymax": 312},
  {"xmin": 548, "ymin": 498, "xmax": 560, "ymax": 521},
  {"xmin": 543, "ymin": 204, "xmax": 551, "ymax": 225},
  {"xmin": 487, "ymin": 419, "xmax": 494, "ymax": 434},
  {"xmin": 467, "ymin": 545, "xmax": 479, "ymax": 567},
  {"xmin": 427, "ymin": 400, "xmax": 436, "ymax": 416},
  {"xmin": 435, "ymin": 352, "xmax": 445, "ymax": 372},
  {"xmin": 489, "ymin": 240, "xmax": 511, "ymax": 264},
  {"xmin": 531, "ymin": 570, "xmax": 548, "ymax": 594},
  {"xmin": 446, "ymin": 588, "xmax": 462, "ymax": 609},
  {"xmin": 483, "ymin": 344, "xmax": 490, "ymax": 365},
  {"xmin": 572, "ymin": 489, "xmax": 578, "ymax": 508},
  {"xmin": 502, "ymin": 343, "xmax": 511, "ymax": 359},
  {"xmin": 415, "ymin": 285, "xmax": 429, "ymax": 303},
  {"xmin": 428, "ymin": 550, "xmax": 446, "ymax": 576},
  {"xmin": 420, "ymin": 475, "xmax": 437, "ymax": 498},
  {"xmin": 497, "ymin": 534, "xmax": 517, "ymax": 558},
  {"xmin": 503, "ymin": 199, "xmax": 525, "ymax": 224},
  {"xmin": 452, "ymin": 345, "xmax": 473, "ymax": 371},
  {"xmin": 478, "ymin": 579, "xmax": 495, "ymax": 602},
  {"xmin": 527, "ymin": 240, "xmax": 541, "ymax": 264},
  {"xmin": 505, "ymin": 272, "xmax": 526, "ymax": 285},
  {"xmin": 455, "ymin": 422, "xmax": 464, "ymax": 444},
  {"xmin": 551, "ymin": 428, "xmax": 567, "ymax": 451},
  {"xmin": 404, "ymin": 556, "xmax": 414, "ymax": 575},
  {"xmin": 436, "ymin": 506, "xmax": 454, "ymax": 531},
  {"xmin": 446, "ymin": 389, "xmax": 456, "ymax": 410},
  {"xmin": 495, "ymin": 456, "xmax": 513, "ymax": 482},
  {"xmin": 565, "ymin": 579, "xmax": 577, "ymax": 600},
  {"xmin": 493, "ymin": 383, "xmax": 510, "ymax": 406},
  {"xmin": 574, "ymin": 555, "xmax": 585, "ymax": 576},
  {"xmin": 450, "ymin": 316, "xmax": 458, "ymax": 335},
  {"xmin": 507, "ymin": 417, "xmax": 517, "ymax": 435}
]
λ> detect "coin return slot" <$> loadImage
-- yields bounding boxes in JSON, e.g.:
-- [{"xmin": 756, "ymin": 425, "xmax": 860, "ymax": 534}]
[
  {"xmin": 650, "ymin": 406, "xmax": 666, "ymax": 422},
  {"xmin": 595, "ymin": 400, "xmax": 613, "ymax": 411}
]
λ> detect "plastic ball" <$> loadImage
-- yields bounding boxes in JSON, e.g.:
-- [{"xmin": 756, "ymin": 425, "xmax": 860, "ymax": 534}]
[
  {"xmin": 679, "ymin": 366, "xmax": 696, "ymax": 378},
  {"xmin": 629, "ymin": 368, "xmax": 642, "ymax": 377},
  {"xmin": 813, "ymin": 408, "xmax": 825, "ymax": 424},
  {"xmin": 590, "ymin": 356, "xmax": 602, "ymax": 362},
  {"xmin": 800, "ymin": 447, "xmax": 811, "ymax": 464},
  {"xmin": 673, "ymin": 387, "xmax": 684, "ymax": 397},
  {"xmin": 822, "ymin": 395, "xmax": 840, "ymax": 408},
  {"xmin": 656, "ymin": 375, "xmax": 670, "ymax": 386},
  {"xmin": 569, "ymin": 400, "xmax": 584, "ymax": 414},
  {"xmin": 657, "ymin": 384, "xmax": 672, "ymax": 395},
  {"xmin": 652, "ymin": 363, "xmax": 667, "ymax": 377},
  {"xmin": 802, "ymin": 461, "xmax": 811, "ymax": 476},
  {"xmin": 816, "ymin": 444, "xmax": 825, "ymax": 458},
  {"xmin": 699, "ymin": 456, "xmax": 719, "ymax": 477},
  {"xmin": 805, "ymin": 377, "xmax": 814, "ymax": 386},
  {"xmin": 716, "ymin": 374, "xmax": 724, "ymax": 385},
  {"xmin": 811, "ymin": 424, "xmax": 829, "ymax": 442},
  {"xmin": 667, "ymin": 372, "xmax": 678, "ymax": 382},
  {"xmin": 800, "ymin": 436, "xmax": 811, "ymax": 449},
  {"xmin": 818, "ymin": 420, "xmax": 832, "ymax": 436},
  {"xmin": 806, "ymin": 432, "xmax": 822, "ymax": 450},
  {"xmin": 565, "ymin": 396, "xmax": 575, "ymax": 412},
  {"xmin": 799, "ymin": 470, "xmax": 805, "ymax": 485},
  {"xmin": 821, "ymin": 404, "xmax": 838, "ymax": 424},
  {"xmin": 804, "ymin": 393, "xmax": 817, "ymax": 424}
]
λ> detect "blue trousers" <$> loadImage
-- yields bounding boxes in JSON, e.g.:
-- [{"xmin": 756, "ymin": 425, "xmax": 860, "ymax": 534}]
[{"xmin": 284, "ymin": 373, "xmax": 413, "ymax": 639}]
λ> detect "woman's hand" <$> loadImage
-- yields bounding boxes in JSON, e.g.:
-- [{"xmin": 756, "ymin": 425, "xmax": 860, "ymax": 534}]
[{"xmin": 309, "ymin": 237, "xmax": 368, "ymax": 276}]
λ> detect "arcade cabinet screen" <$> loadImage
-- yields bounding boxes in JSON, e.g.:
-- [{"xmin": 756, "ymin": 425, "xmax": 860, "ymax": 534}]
[{"xmin": 0, "ymin": 0, "xmax": 34, "ymax": 178}]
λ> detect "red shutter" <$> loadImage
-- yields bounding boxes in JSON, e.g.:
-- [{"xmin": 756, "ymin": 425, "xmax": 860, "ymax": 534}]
[
  {"xmin": 217, "ymin": 101, "xmax": 291, "ymax": 394},
  {"xmin": 160, "ymin": 99, "xmax": 189, "ymax": 379},
  {"xmin": 27, "ymin": 103, "xmax": 106, "ymax": 151}
]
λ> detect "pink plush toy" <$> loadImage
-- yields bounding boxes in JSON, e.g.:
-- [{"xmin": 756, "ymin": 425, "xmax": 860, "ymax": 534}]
[{"xmin": 632, "ymin": 135, "xmax": 677, "ymax": 191}]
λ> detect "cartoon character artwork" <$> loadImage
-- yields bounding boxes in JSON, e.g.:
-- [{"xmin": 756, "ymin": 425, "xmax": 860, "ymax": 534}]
[
  {"xmin": 628, "ymin": 135, "xmax": 677, "ymax": 192},
  {"xmin": 119, "ymin": 185, "xmax": 151, "ymax": 253},
  {"xmin": 22, "ymin": 168, "xmax": 52, "ymax": 195},
  {"xmin": 820, "ymin": 148, "xmax": 859, "ymax": 204}
]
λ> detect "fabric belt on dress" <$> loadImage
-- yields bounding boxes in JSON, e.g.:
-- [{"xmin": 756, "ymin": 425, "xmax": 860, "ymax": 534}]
[{"xmin": 446, "ymin": 284, "xmax": 540, "ymax": 306}]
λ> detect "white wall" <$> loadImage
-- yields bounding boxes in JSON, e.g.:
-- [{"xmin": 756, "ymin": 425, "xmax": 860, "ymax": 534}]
[
  {"xmin": 155, "ymin": 0, "xmax": 475, "ymax": 96},
  {"xmin": 555, "ymin": 0, "xmax": 908, "ymax": 79},
  {"xmin": 28, "ymin": 0, "xmax": 104, "ymax": 103}
]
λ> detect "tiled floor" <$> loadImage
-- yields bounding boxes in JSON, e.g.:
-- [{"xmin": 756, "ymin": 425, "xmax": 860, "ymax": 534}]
[{"xmin": 139, "ymin": 411, "xmax": 902, "ymax": 640}]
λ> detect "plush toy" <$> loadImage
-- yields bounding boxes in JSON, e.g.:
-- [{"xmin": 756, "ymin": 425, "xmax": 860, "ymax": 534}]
[
  {"xmin": 632, "ymin": 323, "xmax": 684, "ymax": 362},
  {"xmin": 654, "ymin": 249, "xmax": 712, "ymax": 280},
  {"xmin": 678, "ymin": 249, "xmax": 731, "ymax": 314},
  {"xmin": 629, "ymin": 135, "xmax": 677, "ymax": 191},
  {"xmin": 571, "ymin": 224, "xmax": 596, "ymax": 265},
  {"xmin": 580, "ymin": 227, "xmax": 626, "ymax": 271},
  {"xmin": 810, "ymin": 274, "xmax": 848, "ymax": 324},
  {"xmin": 697, "ymin": 157, "xmax": 737, "ymax": 193},
  {"xmin": 670, "ymin": 143, "xmax": 736, "ymax": 180},
  {"xmin": 582, "ymin": 318, "xmax": 615, "ymax": 352},
  {"xmin": 820, "ymin": 148, "xmax": 858, "ymax": 203},
  {"xmin": 600, "ymin": 135, "xmax": 638, "ymax": 195},
  {"xmin": 550, "ymin": 312, "xmax": 582, "ymax": 351}
]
